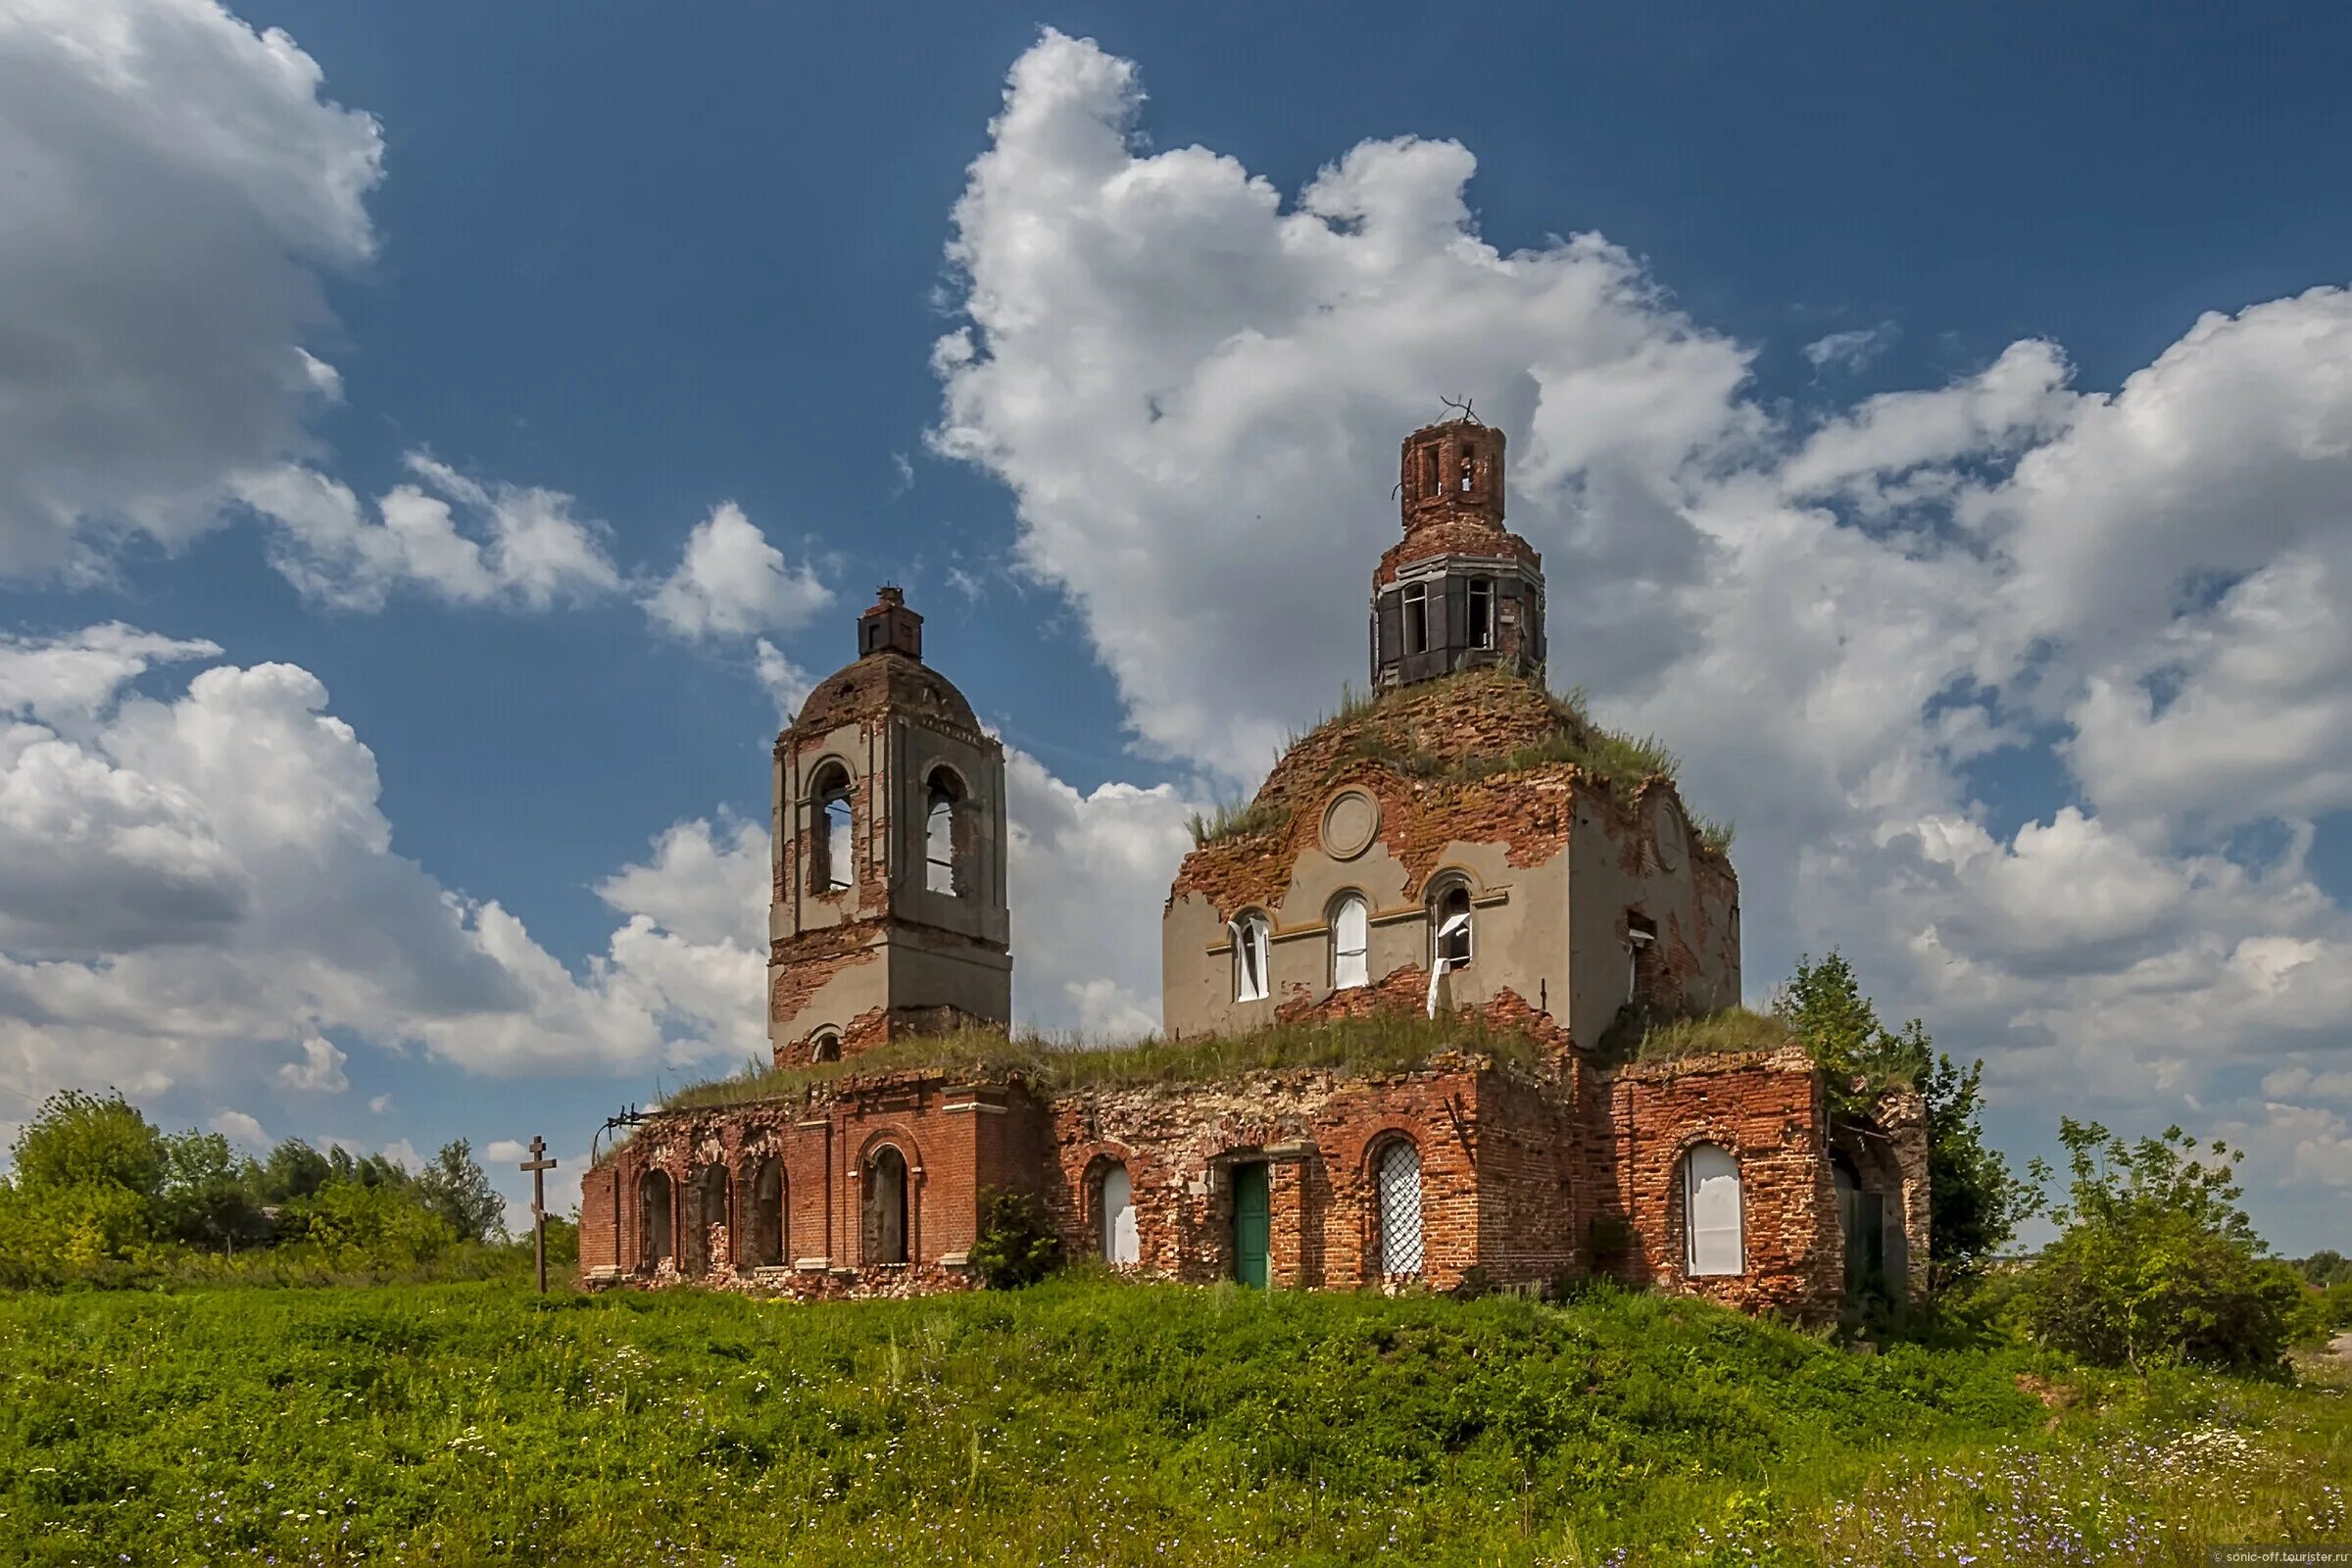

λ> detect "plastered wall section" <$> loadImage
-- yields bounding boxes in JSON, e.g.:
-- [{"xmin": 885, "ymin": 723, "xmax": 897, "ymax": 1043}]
[
  {"xmin": 1563, "ymin": 787, "xmax": 1741, "ymax": 1045},
  {"xmin": 1162, "ymin": 777, "xmax": 1580, "ymax": 1040},
  {"xmin": 768, "ymin": 710, "xmax": 1012, "ymax": 1063}
]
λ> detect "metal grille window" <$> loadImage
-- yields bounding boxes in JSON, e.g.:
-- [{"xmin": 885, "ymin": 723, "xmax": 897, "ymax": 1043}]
[{"xmin": 1376, "ymin": 1140, "xmax": 1424, "ymax": 1277}]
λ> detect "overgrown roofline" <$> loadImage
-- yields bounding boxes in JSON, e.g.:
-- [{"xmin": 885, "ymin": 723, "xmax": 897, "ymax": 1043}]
[{"xmin": 652, "ymin": 1014, "xmax": 1558, "ymax": 1123}]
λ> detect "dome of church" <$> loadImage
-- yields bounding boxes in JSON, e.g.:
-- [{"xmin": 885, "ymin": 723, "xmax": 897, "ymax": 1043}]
[{"xmin": 783, "ymin": 587, "xmax": 984, "ymax": 740}]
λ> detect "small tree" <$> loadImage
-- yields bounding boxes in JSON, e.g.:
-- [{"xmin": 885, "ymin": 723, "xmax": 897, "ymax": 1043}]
[
  {"xmin": 969, "ymin": 1188, "xmax": 1060, "ymax": 1289},
  {"xmin": 415, "ymin": 1139, "xmax": 507, "ymax": 1244},
  {"xmin": 2016, "ymin": 1119, "xmax": 2316, "ymax": 1373},
  {"xmin": 10, "ymin": 1090, "xmax": 167, "ymax": 1200},
  {"xmin": 1920, "ymin": 1054, "xmax": 2038, "ymax": 1294},
  {"xmin": 158, "ymin": 1130, "xmax": 267, "ymax": 1253},
  {"xmin": 1776, "ymin": 953, "xmax": 1930, "ymax": 1106}
]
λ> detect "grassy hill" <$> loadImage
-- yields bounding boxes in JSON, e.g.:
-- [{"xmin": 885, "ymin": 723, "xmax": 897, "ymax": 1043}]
[{"xmin": 1, "ymin": 1276, "xmax": 2343, "ymax": 1565}]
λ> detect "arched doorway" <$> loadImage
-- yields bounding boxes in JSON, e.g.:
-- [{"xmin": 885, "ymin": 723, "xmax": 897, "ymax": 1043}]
[
  {"xmin": 863, "ymin": 1146, "xmax": 908, "ymax": 1264},
  {"xmin": 638, "ymin": 1168, "xmax": 672, "ymax": 1271}
]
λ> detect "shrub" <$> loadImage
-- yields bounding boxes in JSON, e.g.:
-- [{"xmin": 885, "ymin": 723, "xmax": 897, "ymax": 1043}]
[
  {"xmin": 2015, "ymin": 1119, "xmax": 2319, "ymax": 1373},
  {"xmin": 968, "ymin": 1188, "xmax": 1060, "ymax": 1290}
]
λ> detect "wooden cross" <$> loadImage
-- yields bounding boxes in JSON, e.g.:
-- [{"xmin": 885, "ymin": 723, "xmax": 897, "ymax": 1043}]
[{"xmin": 518, "ymin": 1135, "xmax": 559, "ymax": 1295}]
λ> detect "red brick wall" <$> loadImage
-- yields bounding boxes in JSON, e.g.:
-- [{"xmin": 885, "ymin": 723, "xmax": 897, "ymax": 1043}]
[
  {"xmin": 578, "ymin": 1164, "xmax": 618, "ymax": 1274},
  {"xmin": 1592, "ymin": 1047, "xmax": 1842, "ymax": 1320},
  {"xmin": 1037, "ymin": 1065, "xmax": 1554, "ymax": 1293}
]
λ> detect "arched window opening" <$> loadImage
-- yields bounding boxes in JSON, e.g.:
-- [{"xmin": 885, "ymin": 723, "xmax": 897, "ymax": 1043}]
[
  {"xmin": 1099, "ymin": 1161, "xmax": 1139, "ymax": 1266},
  {"xmin": 1459, "ymin": 451, "xmax": 1474, "ymax": 492},
  {"xmin": 924, "ymin": 767, "xmax": 965, "ymax": 897},
  {"xmin": 1375, "ymin": 1140, "xmax": 1424, "ymax": 1278},
  {"xmin": 1331, "ymin": 894, "xmax": 1369, "ymax": 991},
  {"xmin": 1232, "ymin": 912, "xmax": 1271, "ymax": 1004},
  {"xmin": 809, "ymin": 1029, "xmax": 843, "ymax": 1063},
  {"xmin": 1420, "ymin": 445, "xmax": 1439, "ymax": 497},
  {"xmin": 1683, "ymin": 1145, "xmax": 1743, "ymax": 1277},
  {"xmin": 742, "ymin": 1156, "xmax": 785, "ymax": 1270},
  {"xmin": 863, "ymin": 1145, "xmax": 908, "ymax": 1265},
  {"xmin": 638, "ymin": 1169, "xmax": 672, "ymax": 1269},
  {"xmin": 808, "ymin": 763, "xmax": 855, "ymax": 895},
  {"xmin": 690, "ymin": 1162, "xmax": 729, "ymax": 1274},
  {"xmin": 1627, "ymin": 911, "xmax": 1658, "ymax": 1002},
  {"xmin": 1431, "ymin": 882, "xmax": 1473, "ymax": 971}
]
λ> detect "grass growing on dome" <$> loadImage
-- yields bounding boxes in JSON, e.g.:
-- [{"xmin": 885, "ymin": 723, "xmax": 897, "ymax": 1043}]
[
  {"xmin": 658, "ymin": 1012, "xmax": 1554, "ymax": 1113},
  {"xmin": 1185, "ymin": 796, "xmax": 1293, "ymax": 848}
]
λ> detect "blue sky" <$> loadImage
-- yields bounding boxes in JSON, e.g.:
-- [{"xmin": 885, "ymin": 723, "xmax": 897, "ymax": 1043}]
[{"xmin": 2, "ymin": 0, "xmax": 2349, "ymax": 1250}]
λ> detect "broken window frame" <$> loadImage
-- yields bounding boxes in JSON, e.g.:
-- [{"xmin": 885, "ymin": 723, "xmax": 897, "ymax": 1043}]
[
  {"xmin": 1402, "ymin": 582, "xmax": 1429, "ymax": 656},
  {"xmin": 1430, "ymin": 881, "xmax": 1473, "ymax": 970},
  {"xmin": 1330, "ymin": 893, "xmax": 1369, "ymax": 991},
  {"xmin": 1467, "ymin": 577, "xmax": 1494, "ymax": 650},
  {"xmin": 1231, "ymin": 911, "xmax": 1271, "ymax": 1003},
  {"xmin": 809, "ymin": 1029, "xmax": 843, "ymax": 1063}
]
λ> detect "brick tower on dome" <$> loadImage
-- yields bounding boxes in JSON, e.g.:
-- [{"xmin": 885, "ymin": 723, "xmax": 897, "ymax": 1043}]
[
  {"xmin": 1370, "ymin": 417, "xmax": 1545, "ymax": 688},
  {"xmin": 765, "ymin": 587, "xmax": 1011, "ymax": 1067}
]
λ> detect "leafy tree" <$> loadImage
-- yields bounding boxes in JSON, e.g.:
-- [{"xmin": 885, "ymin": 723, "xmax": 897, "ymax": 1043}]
[
  {"xmin": 1919, "ymin": 1054, "xmax": 2039, "ymax": 1294},
  {"xmin": 256, "ymin": 1139, "xmax": 333, "ymax": 1204},
  {"xmin": 2016, "ymin": 1118, "xmax": 2316, "ymax": 1373},
  {"xmin": 283, "ymin": 1180, "xmax": 458, "ymax": 1271},
  {"xmin": 969, "ymin": 1189, "xmax": 1060, "ymax": 1289},
  {"xmin": 2297, "ymin": 1249, "xmax": 2352, "ymax": 1289},
  {"xmin": 1775, "ymin": 953, "xmax": 1930, "ymax": 1108},
  {"xmin": 415, "ymin": 1139, "xmax": 506, "ymax": 1244},
  {"xmin": 10, "ymin": 1090, "xmax": 167, "ymax": 1200},
  {"xmin": 158, "ymin": 1130, "xmax": 268, "ymax": 1252},
  {"xmin": 1776, "ymin": 954, "xmax": 2029, "ymax": 1296}
]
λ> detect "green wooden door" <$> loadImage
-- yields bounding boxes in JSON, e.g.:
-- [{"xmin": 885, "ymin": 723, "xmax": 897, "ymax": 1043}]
[{"xmin": 1232, "ymin": 1162, "xmax": 1270, "ymax": 1288}]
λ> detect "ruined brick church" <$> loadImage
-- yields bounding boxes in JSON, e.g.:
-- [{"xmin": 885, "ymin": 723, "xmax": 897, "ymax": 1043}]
[{"xmin": 581, "ymin": 416, "xmax": 1928, "ymax": 1321}]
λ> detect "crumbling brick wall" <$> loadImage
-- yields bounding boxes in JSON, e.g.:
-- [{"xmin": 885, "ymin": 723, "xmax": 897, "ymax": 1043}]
[
  {"xmin": 1591, "ymin": 1047, "xmax": 1843, "ymax": 1321},
  {"xmin": 1036, "ymin": 1063, "xmax": 1566, "ymax": 1293}
]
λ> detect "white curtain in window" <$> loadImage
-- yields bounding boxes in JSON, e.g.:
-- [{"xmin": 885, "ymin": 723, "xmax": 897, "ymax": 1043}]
[
  {"xmin": 1376, "ymin": 1141, "xmax": 1423, "ymax": 1276},
  {"xmin": 1684, "ymin": 1145, "xmax": 1743, "ymax": 1276},
  {"xmin": 1233, "ymin": 915, "xmax": 1270, "ymax": 1002},
  {"xmin": 1101, "ymin": 1164, "xmax": 1138, "ymax": 1265},
  {"xmin": 1332, "ymin": 896, "xmax": 1369, "ymax": 989}
]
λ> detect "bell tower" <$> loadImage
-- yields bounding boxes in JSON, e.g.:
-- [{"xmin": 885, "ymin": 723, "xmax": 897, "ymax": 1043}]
[
  {"xmin": 767, "ymin": 587, "xmax": 1011, "ymax": 1067},
  {"xmin": 1371, "ymin": 416, "xmax": 1546, "ymax": 688}
]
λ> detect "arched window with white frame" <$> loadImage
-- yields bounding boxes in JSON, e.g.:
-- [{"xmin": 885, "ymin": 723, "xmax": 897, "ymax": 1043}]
[
  {"xmin": 1374, "ymin": 1139, "xmax": 1424, "ymax": 1278},
  {"xmin": 1682, "ymin": 1144, "xmax": 1743, "ymax": 1277},
  {"xmin": 1231, "ymin": 911, "xmax": 1271, "ymax": 1003},
  {"xmin": 1330, "ymin": 893, "xmax": 1369, "ymax": 991}
]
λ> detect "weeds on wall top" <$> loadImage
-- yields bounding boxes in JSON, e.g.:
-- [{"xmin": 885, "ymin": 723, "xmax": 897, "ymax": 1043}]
[{"xmin": 659, "ymin": 1012, "xmax": 1555, "ymax": 1118}]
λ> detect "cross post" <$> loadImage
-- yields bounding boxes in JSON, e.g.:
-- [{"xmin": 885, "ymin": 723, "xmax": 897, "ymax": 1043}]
[{"xmin": 518, "ymin": 1135, "xmax": 559, "ymax": 1295}]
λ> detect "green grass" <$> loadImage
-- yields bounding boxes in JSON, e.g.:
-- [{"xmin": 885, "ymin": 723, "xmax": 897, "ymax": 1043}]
[
  {"xmin": 662, "ymin": 1013, "xmax": 1552, "ymax": 1113},
  {"xmin": 0, "ymin": 1277, "xmax": 2342, "ymax": 1565},
  {"xmin": 1632, "ymin": 1008, "xmax": 1794, "ymax": 1063},
  {"xmin": 1186, "ymin": 796, "xmax": 1294, "ymax": 848}
]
